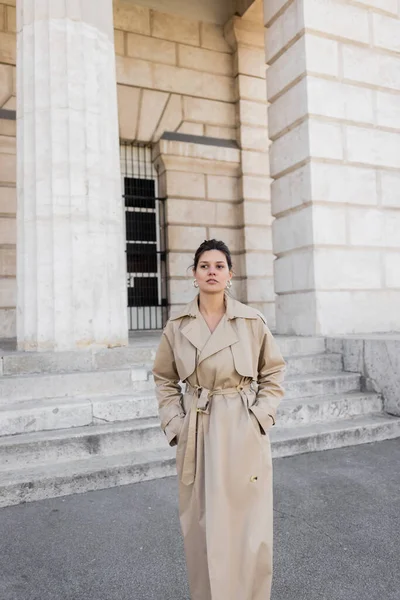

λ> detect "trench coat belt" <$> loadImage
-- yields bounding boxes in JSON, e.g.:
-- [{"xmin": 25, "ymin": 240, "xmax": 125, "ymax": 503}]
[{"xmin": 180, "ymin": 382, "xmax": 253, "ymax": 487}]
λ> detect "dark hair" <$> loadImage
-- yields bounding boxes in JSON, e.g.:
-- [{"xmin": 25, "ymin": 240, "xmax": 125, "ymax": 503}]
[{"xmin": 193, "ymin": 239, "xmax": 233, "ymax": 271}]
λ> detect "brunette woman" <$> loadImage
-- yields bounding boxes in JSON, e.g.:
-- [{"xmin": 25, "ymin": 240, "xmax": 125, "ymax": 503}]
[{"xmin": 153, "ymin": 239, "xmax": 285, "ymax": 600}]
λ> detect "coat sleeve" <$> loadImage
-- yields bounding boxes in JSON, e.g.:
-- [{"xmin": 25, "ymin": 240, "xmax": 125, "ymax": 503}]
[
  {"xmin": 152, "ymin": 322, "xmax": 185, "ymax": 447},
  {"xmin": 251, "ymin": 317, "xmax": 286, "ymax": 434}
]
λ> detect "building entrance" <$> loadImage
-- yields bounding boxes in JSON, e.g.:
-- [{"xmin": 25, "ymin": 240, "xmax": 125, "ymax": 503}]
[{"xmin": 120, "ymin": 142, "xmax": 168, "ymax": 330}]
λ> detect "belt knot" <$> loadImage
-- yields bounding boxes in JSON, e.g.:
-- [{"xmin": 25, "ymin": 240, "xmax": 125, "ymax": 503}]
[{"xmin": 180, "ymin": 382, "xmax": 253, "ymax": 487}]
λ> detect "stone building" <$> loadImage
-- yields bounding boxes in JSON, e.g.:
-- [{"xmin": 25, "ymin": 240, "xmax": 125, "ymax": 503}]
[{"xmin": 0, "ymin": 0, "xmax": 399, "ymax": 506}]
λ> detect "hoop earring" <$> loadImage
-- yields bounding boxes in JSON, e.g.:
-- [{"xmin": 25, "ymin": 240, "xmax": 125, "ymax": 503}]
[
  {"xmin": 226, "ymin": 280, "xmax": 232, "ymax": 289},
  {"xmin": 193, "ymin": 280, "xmax": 199, "ymax": 288}
]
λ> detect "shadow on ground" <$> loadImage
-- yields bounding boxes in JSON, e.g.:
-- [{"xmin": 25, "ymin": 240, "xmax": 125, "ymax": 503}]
[{"xmin": 1, "ymin": 439, "xmax": 399, "ymax": 600}]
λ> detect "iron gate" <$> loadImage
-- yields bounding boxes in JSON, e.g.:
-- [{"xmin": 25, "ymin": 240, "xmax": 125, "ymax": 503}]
[{"xmin": 121, "ymin": 142, "xmax": 168, "ymax": 330}]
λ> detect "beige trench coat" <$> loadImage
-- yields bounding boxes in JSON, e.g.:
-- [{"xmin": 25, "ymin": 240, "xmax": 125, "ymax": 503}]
[{"xmin": 153, "ymin": 294, "xmax": 285, "ymax": 600}]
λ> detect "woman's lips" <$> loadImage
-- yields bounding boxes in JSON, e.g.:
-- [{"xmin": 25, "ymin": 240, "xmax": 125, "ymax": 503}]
[{"xmin": 207, "ymin": 279, "xmax": 218, "ymax": 283}]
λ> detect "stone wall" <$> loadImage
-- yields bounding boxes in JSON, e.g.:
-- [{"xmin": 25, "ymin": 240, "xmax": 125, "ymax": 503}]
[
  {"xmin": 265, "ymin": 0, "xmax": 400, "ymax": 335},
  {"xmin": 327, "ymin": 335, "xmax": 400, "ymax": 417},
  {"xmin": 153, "ymin": 137, "xmax": 243, "ymax": 314},
  {"xmin": 114, "ymin": 0, "xmax": 237, "ymax": 143},
  {"xmin": 0, "ymin": 0, "xmax": 16, "ymax": 338}
]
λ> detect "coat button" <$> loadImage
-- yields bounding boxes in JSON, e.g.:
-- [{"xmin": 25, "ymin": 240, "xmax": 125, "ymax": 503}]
[{"xmin": 250, "ymin": 475, "xmax": 258, "ymax": 483}]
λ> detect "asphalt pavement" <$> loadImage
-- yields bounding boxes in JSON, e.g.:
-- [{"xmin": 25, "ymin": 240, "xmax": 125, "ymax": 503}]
[{"xmin": 1, "ymin": 439, "xmax": 399, "ymax": 600}]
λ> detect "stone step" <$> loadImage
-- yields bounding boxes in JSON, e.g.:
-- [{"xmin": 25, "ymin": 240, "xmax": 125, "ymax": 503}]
[
  {"xmin": 284, "ymin": 372, "xmax": 361, "ymax": 399},
  {"xmin": 0, "ymin": 335, "xmax": 326, "ymax": 375},
  {"xmin": 0, "ymin": 367, "xmax": 356, "ymax": 406},
  {"xmin": 0, "ymin": 446, "xmax": 177, "ymax": 509},
  {"xmin": 275, "ymin": 336, "xmax": 326, "ymax": 357},
  {"xmin": 277, "ymin": 392, "xmax": 383, "ymax": 426},
  {"xmin": 0, "ymin": 392, "xmax": 158, "ymax": 436},
  {"xmin": 284, "ymin": 352, "xmax": 342, "ymax": 376},
  {"xmin": 1, "ymin": 412, "xmax": 399, "ymax": 508},
  {"xmin": 0, "ymin": 371, "xmax": 363, "ymax": 435},
  {"xmin": 0, "ymin": 391, "xmax": 384, "ymax": 470},
  {"xmin": 0, "ymin": 367, "xmax": 149, "ymax": 403},
  {"xmin": 270, "ymin": 413, "xmax": 400, "ymax": 458},
  {"xmin": 0, "ymin": 417, "xmax": 164, "ymax": 470}
]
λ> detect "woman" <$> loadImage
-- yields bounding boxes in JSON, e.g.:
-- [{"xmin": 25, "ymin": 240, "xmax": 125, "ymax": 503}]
[{"xmin": 153, "ymin": 239, "xmax": 285, "ymax": 600}]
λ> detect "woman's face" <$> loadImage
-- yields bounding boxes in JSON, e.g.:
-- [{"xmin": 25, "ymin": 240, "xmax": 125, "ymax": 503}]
[{"xmin": 193, "ymin": 250, "xmax": 232, "ymax": 294}]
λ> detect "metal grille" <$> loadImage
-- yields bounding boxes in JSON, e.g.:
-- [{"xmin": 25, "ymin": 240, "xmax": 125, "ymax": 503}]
[{"xmin": 121, "ymin": 142, "xmax": 168, "ymax": 330}]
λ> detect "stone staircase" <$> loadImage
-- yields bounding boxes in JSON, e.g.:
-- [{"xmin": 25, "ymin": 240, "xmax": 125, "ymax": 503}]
[{"xmin": 1, "ymin": 334, "xmax": 399, "ymax": 508}]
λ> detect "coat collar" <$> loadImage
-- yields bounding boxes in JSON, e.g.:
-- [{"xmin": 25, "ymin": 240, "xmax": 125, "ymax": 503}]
[
  {"xmin": 171, "ymin": 294, "xmax": 260, "ymax": 322},
  {"xmin": 171, "ymin": 294, "xmax": 260, "ymax": 365}
]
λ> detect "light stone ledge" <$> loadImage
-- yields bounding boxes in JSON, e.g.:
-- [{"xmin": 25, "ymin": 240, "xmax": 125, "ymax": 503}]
[
  {"xmin": 155, "ymin": 155, "xmax": 240, "ymax": 178},
  {"xmin": 154, "ymin": 139, "xmax": 240, "ymax": 166}
]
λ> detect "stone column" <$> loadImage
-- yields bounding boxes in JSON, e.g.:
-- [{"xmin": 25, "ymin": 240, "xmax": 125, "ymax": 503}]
[
  {"xmin": 265, "ymin": 0, "xmax": 400, "ymax": 335},
  {"xmin": 225, "ymin": 5, "xmax": 275, "ymax": 325},
  {"xmin": 16, "ymin": 0, "xmax": 128, "ymax": 351}
]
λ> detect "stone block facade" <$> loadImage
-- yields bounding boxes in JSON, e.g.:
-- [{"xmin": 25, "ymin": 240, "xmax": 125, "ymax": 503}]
[
  {"xmin": 0, "ymin": 0, "xmax": 399, "ymax": 341},
  {"xmin": 265, "ymin": 0, "xmax": 400, "ymax": 335},
  {"xmin": 114, "ymin": 0, "xmax": 236, "ymax": 143},
  {"xmin": 153, "ymin": 138, "xmax": 244, "ymax": 313}
]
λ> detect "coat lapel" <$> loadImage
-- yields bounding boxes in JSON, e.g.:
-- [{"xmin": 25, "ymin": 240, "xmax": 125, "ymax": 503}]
[
  {"xmin": 180, "ymin": 317, "xmax": 208, "ymax": 354},
  {"xmin": 198, "ymin": 315, "xmax": 239, "ymax": 365},
  {"xmin": 171, "ymin": 293, "xmax": 261, "ymax": 378}
]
